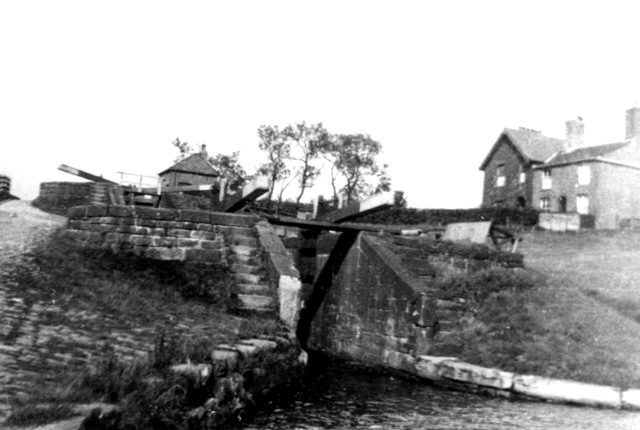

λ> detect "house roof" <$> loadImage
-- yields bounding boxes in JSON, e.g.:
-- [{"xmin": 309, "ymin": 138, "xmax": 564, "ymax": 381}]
[
  {"xmin": 537, "ymin": 141, "xmax": 630, "ymax": 168},
  {"xmin": 479, "ymin": 128, "xmax": 566, "ymax": 170},
  {"xmin": 158, "ymin": 153, "xmax": 219, "ymax": 177}
]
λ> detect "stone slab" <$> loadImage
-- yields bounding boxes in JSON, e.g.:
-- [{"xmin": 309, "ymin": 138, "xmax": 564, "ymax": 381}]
[
  {"xmin": 438, "ymin": 360, "xmax": 514, "ymax": 390},
  {"xmin": 443, "ymin": 221, "xmax": 492, "ymax": 245},
  {"xmin": 512, "ymin": 374, "xmax": 621, "ymax": 408}
]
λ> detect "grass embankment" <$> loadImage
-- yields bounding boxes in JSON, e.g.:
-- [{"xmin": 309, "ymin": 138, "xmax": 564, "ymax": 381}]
[
  {"xmin": 5, "ymin": 229, "xmax": 279, "ymax": 427},
  {"xmin": 433, "ymin": 229, "xmax": 640, "ymax": 388}
]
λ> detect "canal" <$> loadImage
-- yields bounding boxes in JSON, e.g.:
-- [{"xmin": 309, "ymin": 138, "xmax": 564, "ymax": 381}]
[{"xmin": 242, "ymin": 356, "xmax": 640, "ymax": 430}]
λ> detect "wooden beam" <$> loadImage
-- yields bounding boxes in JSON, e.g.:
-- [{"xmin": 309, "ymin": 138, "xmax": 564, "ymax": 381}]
[
  {"xmin": 316, "ymin": 191, "xmax": 396, "ymax": 223},
  {"xmin": 224, "ymin": 176, "xmax": 270, "ymax": 212},
  {"xmin": 58, "ymin": 164, "xmax": 117, "ymax": 184},
  {"xmin": 266, "ymin": 215, "xmax": 402, "ymax": 234},
  {"xmin": 145, "ymin": 184, "xmax": 214, "ymax": 194}
]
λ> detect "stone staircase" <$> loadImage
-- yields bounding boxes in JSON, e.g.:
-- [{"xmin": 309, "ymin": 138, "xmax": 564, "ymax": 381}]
[
  {"xmin": 383, "ymin": 235, "xmax": 469, "ymax": 345},
  {"xmin": 226, "ymin": 226, "xmax": 277, "ymax": 316}
]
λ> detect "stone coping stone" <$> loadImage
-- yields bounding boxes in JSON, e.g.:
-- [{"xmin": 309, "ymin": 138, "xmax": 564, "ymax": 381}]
[
  {"xmin": 439, "ymin": 360, "xmax": 514, "ymax": 391},
  {"xmin": 512, "ymin": 374, "xmax": 621, "ymax": 409},
  {"xmin": 409, "ymin": 355, "xmax": 640, "ymax": 410},
  {"xmin": 68, "ymin": 205, "xmax": 261, "ymax": 228},
  {"xmin": 239, "ymin": 338, "xmax": 278, "ymax": 352}
]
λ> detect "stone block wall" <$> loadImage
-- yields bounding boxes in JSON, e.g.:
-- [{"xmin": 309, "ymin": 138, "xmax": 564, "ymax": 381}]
[
  {"xmin": 63, "ymin": 205, "xmax": 260, "ymax": 263},
  {"xmin": 36, "ymin": 182, "xmax": 127, "ymax": 211},
  {"xmin": 307, "ymin": 233, "xmax": 436, "ymax": 365}
]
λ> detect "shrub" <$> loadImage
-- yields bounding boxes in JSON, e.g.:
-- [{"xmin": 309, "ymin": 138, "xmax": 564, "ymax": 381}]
[{"xmin": 357, "ymin": 207, "xmax": 539, "ymax": 228}]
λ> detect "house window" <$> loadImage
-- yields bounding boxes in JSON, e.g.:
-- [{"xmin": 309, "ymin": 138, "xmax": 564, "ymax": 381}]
[
  {"xmin": 519, "ymin": 171, "xmax": 526, "ymax": 184},
  {"xmin": 577, "ymin": 165, "xmax": 591, "ymax": 185},
  {"xmin": 495, "ymin": 165, "xmax": 506, "ymax": 187},
  {"xmin": 539, "ymin": 197, "xmax": 551, "ymax": 212},
  {"xmin": 542, "ymin": 169, "xmax": 552, "ymax": 190},
  {"xmin": 577, "ymin": 194, "xmax": 589, "ymax": 214}
]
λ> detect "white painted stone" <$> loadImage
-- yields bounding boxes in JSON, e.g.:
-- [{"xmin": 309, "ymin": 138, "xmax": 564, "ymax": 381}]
[
  {"xmin": 298, "ymin": 350, "xmax": 309, "ymax": 365},
  {"xmin": 234, "ymin": 343, "xmax": 259, "ymax": 357},
  {"xmin": 415, "ymin": 356, "xmax": 459, "ymax": 381},
  {"xmin": 359, "ymin": 191, "xmax": 395, "ymax": 212},
  {"xmin": 279, "ymin": 275, "xmax": 302, "ymax": 329},
  {"xmin": 171, "ymin": 363, "xmax": 212, "ymax": 384},
  {"xmin": 621, "ymin": 389, "xmax": 640, "ymax": 410},
  {"xmin": 240, "ymin": 338, "xmax": 278, "ymax": 353},
  {"xmin": 513, "ymin": 374, "xmax": 622, "ymax": 408},
  {"xmin": 242, "ymin": 175, "xmax": 270, "ymax": 197},
  {"xmin": 438, "ymin": 361, "xmax": 514, "ymax": 390},
  {"xmin": 401, "ymin": 229, "xmax": 422, "ymax": 236}
]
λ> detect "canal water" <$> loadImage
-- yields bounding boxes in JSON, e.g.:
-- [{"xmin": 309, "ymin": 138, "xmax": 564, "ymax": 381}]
[{"xmin": 242, "ymin": 357, "xmax": 640, "ymax": 430}]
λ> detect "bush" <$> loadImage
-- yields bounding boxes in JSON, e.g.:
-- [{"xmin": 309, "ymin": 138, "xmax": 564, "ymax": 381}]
[{"xmin": 357, "ymin": 207, "xmax": 539, "ymax": 228}]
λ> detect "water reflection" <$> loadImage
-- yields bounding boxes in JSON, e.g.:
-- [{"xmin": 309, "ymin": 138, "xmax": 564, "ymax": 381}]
[{"xmin": 243, "ymin": 357, "xmax": 640, "ymax": 430}]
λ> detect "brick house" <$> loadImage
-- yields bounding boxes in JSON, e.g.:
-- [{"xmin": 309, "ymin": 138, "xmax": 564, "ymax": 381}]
[
  {"xmin": 480, "ymin": 128, "xmax": 565, "ymax": 208},
  {"xmin": 158, "ymin": 146, "xmax": 219, "ymax": 188},
  {"xmin": 532, "ymin": 108, "xmax": 640, "ymax": 229}
]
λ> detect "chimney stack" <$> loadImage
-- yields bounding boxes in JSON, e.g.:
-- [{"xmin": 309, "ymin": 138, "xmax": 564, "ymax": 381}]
[
  {"xmin": 200, "ymin": 144, "xmax": 208, "ymax": 158},
  {"xmin": 626, "ymin": 106, "xmax": 640, "ymax": 140},
  {"xmin": 565, "ymin": 117, "xmax": 584, "ymax": 149}
]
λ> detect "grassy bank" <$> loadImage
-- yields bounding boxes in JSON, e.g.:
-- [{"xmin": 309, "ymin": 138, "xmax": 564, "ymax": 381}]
[
  {"xmin": 4, "ymin": 229, "xmax": 279, "ymax": 427},
  {"xmin": 434, "ymin": 229, "xmax": 640, "ymax": 388}
]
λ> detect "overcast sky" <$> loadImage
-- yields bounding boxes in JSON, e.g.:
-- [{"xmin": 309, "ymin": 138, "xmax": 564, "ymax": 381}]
[{"xmin": 2, "ymin": 1, "xmax": 640, "ymax": 208}]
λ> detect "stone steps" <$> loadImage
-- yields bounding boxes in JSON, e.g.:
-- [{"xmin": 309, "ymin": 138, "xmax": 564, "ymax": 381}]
[
  {"xmin": 228, "ymin": 236, "xmax": 258, "ymax": 247},
  {"xmin": 234, "ymin": 294, "xmax": 277, "ymax": 313},
  {"xmin": 226, "ymin": 227, "xmax": 275, "ymax": 315},
  {"xmin": 233, "ymin": 273, "xmax": 263, "ymax": 285},
  {"xmin": 231, "ymin": 263, "xmax": 262, "ymax": 274},
  {"xmin": 231, "ymin": 244, "xmax": 258, "ymax": 257},
  {"xmin": 234, "ymin": 283, "xmax": 271, "ymax": 295}
]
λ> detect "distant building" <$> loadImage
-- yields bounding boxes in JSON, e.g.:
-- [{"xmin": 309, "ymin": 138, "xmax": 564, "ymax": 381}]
[
  {"xmin": 532, "ymin": 109, "xmax": 640, "ymax": 229},
  {"xmin": 479, "ymin": 128, "xmax": 565, "ymax": 208},
  {"xmin": 158, "ymin": 145, "xmax": 219, "ymax": 188}
]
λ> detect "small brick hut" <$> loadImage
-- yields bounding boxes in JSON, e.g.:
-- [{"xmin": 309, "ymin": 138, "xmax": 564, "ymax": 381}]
[{"xmin": 158, "ymin": 146, "xmax": 219, "ymax": 188}]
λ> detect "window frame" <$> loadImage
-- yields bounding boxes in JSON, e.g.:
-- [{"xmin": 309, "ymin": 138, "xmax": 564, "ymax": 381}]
[
  {"xmin": 577, "ymin": 194, "xmax": 589, "ymax": 214},
  {"xmin": 495, "ymin": 164, "xmax": 506, "ymax": 187},
  {"xmin": 541, "ymin": 169, "xmax": 552, "ymax": 190},
  {"xmin": 577, "ymin": 164, "xmax": 591, "ymax": 186},
  {"xmin": 539, "ymin": 197, "xmax": 551, "ymax": 212}
]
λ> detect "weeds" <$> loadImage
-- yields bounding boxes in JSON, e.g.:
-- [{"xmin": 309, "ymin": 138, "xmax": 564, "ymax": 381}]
[
  {"xmin": 4, "ymin": 403, "xmax": 77, "ymax": 426},
  {"xmin": 4, "ymin": 227, "xmax": 279, "ymax": 427}
]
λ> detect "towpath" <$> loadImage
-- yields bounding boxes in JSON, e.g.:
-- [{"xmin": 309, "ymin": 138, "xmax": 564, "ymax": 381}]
[{"xmin": 0, "ymin": 201, "xmax": 156, "ymax": 426}]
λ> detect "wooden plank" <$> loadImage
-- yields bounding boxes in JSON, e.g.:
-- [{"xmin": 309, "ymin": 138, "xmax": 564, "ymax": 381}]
[
  {"xmin": 316, "ymin": 191, "xmax": 395, "ymax": 223},
  {"xmin": 224, "ymin": 176, "xmax": 270, "ymax": 212},
  {"xmin": 266, "ymin": 215, "xmax": 402, "ymax": 234},
  {"xmin": 144, "ymin": 184, "xmax": 213, "ymax": 194},
  {"xmin": 58, "ymin": 164, "xmax": 117, "ymax": 184}
]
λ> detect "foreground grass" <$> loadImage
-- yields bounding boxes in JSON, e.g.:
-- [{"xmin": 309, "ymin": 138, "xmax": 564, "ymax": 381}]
[
  {"xmin": 432, "ymin": 229, "xmax": 640, "ymax": 388},
  {"xmin": 4, "ymin": 229, "xmax": 279, "ymax": 426}
]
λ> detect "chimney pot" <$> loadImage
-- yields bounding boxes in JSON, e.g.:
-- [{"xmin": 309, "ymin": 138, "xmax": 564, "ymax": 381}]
[{"xmin": 625, "ymin": 107, "xmax": 640, "ymax": 140}]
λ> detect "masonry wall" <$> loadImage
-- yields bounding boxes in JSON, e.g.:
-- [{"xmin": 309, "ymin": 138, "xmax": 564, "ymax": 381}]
[
  {"xmin": 307, "ymin": 233, "xmax": 436, "ymax": 365},
  {"xmin": 63, "ymin": 205, "xmax": 259, "ymax": 262},
  {"xmin": 482, "ymin": 138, "xmax": 532, "ymax": 208},
  {"xmin": 160, "ymin": 171, "xmax": 217, "ymax": 187},
  {"xmin": 532, "ymin": 162, "xmax": 640, "ymax": 229},
  {"xmin": 593, "ymin": 163, "xmax": 640, "ymax": 229}
]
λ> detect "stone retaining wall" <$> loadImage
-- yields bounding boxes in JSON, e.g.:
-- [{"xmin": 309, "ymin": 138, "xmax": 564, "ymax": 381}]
[
  {"xmin": 306, "ymin": 233, "xmax": 436, "ymax": 362},
  {"xmin": 63, "ymin": 205, "xmax": 260, "ymax": 263}
]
